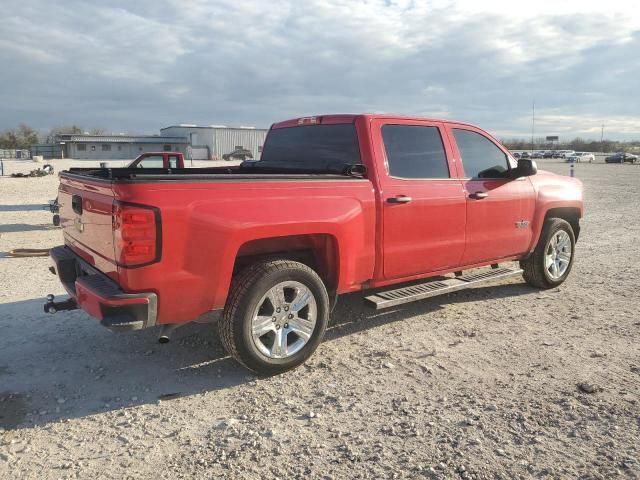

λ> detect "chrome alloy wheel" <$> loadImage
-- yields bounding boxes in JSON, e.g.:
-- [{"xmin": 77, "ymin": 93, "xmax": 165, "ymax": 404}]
[
  {"xmin": 251, "ymin": 281, "xmax": 317, "ymax": 359},
  {"xmin": 545, "ymin": 230, "xmax": 572, "ymax": 280}
]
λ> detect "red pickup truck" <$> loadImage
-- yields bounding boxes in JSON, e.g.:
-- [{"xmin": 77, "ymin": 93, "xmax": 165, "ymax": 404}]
[{"xmin": 46, "ymin": 114, "xmax": 583, "ymax": 374}]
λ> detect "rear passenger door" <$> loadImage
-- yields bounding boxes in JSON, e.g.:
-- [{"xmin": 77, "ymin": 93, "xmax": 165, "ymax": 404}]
[
  {"xmin": 372, "ymin": 119, "xmax": 467, "ymax": 280},
  {"xmin": 447, "ymin": 125, "xmax": 536, "ymax": 266}
]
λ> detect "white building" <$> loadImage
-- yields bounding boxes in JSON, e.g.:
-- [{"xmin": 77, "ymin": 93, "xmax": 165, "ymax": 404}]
[
  {"xmin": 56, "ymin": 134, "xmax": 188, "ymax": 160},
  {"xmin": 160, "ymin": 124, "xmax": 268, "ymax": 160}
]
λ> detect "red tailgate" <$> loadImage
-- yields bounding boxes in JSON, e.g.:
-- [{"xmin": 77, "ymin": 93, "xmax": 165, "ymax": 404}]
[{"xmin": 58, "ymin": 176, "xmax": 119, "ymax": 281}]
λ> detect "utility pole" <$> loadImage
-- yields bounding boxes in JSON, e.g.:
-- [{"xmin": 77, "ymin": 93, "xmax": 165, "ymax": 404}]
[
  {"xmin": 601, "ymin": 124, "xmax": 605, "ymax": 153},
  {"xmin": 531, "ymin": 101, "xmax": 535, "ymax": 153}
]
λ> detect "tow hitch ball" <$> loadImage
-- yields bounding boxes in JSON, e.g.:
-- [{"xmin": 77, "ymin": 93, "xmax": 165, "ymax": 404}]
[{"xmin": 44, "ymin": 294, "xmax": 78, "ymax": 314}]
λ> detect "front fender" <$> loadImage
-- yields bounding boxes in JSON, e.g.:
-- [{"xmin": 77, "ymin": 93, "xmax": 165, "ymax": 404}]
[{"xmin": 527, "ymin": 175, "xmax": 584, "ymax": 252}]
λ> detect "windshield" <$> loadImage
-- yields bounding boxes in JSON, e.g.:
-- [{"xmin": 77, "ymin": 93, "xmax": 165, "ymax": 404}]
[{"xmin": 260, "ymin": 124, "xmax": 361, "ymax": 167}]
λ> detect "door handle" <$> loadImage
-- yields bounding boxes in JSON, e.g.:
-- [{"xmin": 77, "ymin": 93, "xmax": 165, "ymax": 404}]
[
  {"xmin": 468, "ymin": 192, "xmax": 488, "ymax": 200},
  {"xmin": 387, "ymin": 195, "xmax": 412, "ymax": 204}
]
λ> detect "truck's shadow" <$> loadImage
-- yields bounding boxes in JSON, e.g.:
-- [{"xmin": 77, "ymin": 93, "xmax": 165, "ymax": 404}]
[
  {"xmin": 0, "ymin": 282, "xmax": 533, "ymax": 430},
  {"xmin": 0, "ymin": 223, "xmax": 57, "ymax": 233},
  {"xmin": 0, "ymin": 204, "xmax": 47, "ymax": 212}
]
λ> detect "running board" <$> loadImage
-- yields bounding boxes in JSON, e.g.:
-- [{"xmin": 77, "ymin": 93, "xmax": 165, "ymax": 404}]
[{"xmin": 364, "ymin": 267, "xmax": 523, "ymax": 310}]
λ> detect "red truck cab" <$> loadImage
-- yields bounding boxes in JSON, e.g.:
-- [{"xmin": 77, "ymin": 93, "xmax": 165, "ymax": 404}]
[{"xmin": 47, "ymin": 114, "xmax": 583, "ymax": 374}]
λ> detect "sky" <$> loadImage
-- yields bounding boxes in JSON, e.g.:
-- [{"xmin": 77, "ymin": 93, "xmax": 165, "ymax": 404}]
[{"xmin": 0, "ymin": 0, "xmax": 639, "ymax": 141}]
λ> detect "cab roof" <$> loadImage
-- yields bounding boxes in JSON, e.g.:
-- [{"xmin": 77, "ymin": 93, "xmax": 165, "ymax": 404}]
[{"xmin": 271, "ymin": 114, "xmax": 481, "ymax": 130}]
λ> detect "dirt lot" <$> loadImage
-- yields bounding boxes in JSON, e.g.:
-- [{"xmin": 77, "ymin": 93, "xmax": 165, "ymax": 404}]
[{"xmin": 1, "ymin": 158, "xmax": 638, "ymax": 479}]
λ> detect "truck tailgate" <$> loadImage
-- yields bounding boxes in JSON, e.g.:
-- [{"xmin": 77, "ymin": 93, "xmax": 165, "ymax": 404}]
[{"xmin": 58, "ymin": 175, "xmax": 119, "ymax": 281}]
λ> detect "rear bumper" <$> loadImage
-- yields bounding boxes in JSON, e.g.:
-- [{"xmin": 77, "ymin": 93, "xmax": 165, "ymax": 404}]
[{"xmin": 48, "ymin": 245, "xmax": 157, "ymax": 331}]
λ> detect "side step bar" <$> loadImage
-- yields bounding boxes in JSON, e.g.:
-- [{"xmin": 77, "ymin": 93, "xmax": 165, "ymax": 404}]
[{"xmin": 364, "ymin": 267, "xmax": 523, "ymax": 310}]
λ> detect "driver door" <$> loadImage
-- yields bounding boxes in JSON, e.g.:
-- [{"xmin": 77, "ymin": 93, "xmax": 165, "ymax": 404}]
[{"xmin": 446, "ymin": 125, "xmax": 536, "ymax": 266}]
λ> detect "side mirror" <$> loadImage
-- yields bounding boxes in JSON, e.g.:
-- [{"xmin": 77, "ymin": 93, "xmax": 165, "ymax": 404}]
[{"xmin": 512, "ymin": 158, "xmax": 537, "ymax": 178}]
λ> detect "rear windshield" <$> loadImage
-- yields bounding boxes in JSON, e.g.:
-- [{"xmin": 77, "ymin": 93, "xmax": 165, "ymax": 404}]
[{"xmin": 260, "ymin": 124, "xmax": 361, "ymax": 166}]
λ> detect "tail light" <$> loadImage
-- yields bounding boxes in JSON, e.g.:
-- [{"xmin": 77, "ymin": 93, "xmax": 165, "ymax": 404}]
[{"xmin": 113, "ymin": 201, "xmax": 161, "ymax": 267}]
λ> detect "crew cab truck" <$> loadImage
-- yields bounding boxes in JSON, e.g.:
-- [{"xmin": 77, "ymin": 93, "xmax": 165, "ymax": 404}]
[{"xmin": 46, "ymin": 114, "xmax": 583, "ymax": 375}]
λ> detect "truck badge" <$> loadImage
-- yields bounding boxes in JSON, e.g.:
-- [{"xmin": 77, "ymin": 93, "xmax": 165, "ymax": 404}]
[{"xmin": 515, "ymin": 220, "xmax": 529, "ymax": 229}]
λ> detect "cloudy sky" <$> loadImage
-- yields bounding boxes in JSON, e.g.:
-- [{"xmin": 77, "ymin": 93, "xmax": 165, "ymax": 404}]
[{"xmin": 1, "ymin": 0, "xmax": 639, "ymax": 140}]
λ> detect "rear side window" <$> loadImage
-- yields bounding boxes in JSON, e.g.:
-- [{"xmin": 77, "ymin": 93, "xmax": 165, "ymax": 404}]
[
  {"xmin": 381, "ymin": 125, "xmax": 449, "ymax": 179},
  {"xmin": 260, "ymin": 124, "xmax": 361, "ymax": 166},
  {"xmin": 136, "ymin": 155, "xmax": 164, "ymax": 168},
  {"xmin": 452, "ymin": 129, "xmax": 509, "ymax": 178}
]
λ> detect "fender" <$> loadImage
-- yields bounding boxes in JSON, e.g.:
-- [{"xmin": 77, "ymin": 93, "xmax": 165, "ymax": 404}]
[{"xmin": 527, "ymin": 174, "xmax": 584, "ymax": 252}]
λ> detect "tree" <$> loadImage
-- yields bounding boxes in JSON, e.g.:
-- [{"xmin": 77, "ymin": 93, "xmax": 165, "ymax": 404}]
[
  {"xmin": 0, "ymin": 123, "xmax": 39, "ymax": 149},
  {"xmin": 46, "ymin": 125, "xmax": 84, "ymax": 144},
  {"xmin": 17, "ymin": 123, "xmax": 39, "ymax": 146}
]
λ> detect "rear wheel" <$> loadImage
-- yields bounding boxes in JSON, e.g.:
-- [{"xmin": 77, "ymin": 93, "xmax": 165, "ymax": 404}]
[
  {"xmin": 520, "ymin": 218, "xmax": 576, "ymax": 289},
  {"xmin": 218, "ymin": 260, "xmax": 330, "ymax": 375}
]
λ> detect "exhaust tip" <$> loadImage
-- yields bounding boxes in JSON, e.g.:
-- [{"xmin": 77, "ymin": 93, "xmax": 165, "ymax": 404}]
[{"xmin": 158, "ymin": 324, "xmax": 179, "ymax": 344}]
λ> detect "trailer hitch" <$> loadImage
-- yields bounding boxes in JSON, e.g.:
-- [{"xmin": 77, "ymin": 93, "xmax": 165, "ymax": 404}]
[{"xmin": 44, "ymin": 294, "xmax": 78, "ymax": 314}]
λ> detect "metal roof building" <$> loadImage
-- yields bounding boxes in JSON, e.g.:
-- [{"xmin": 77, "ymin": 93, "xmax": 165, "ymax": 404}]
[
  {"xmin": 160, "ymin": 125, "xmax": 268, "ymax": 160},
  {"xmin": 55, "ymin": 134, "xmax": 188, "ymax": 160}
]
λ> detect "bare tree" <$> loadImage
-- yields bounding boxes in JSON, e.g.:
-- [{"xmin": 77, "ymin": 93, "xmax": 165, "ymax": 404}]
[
  {"xmin": 0, "ymin": 123, "xmax": 39, "ymax": 149},
  {"xmin": 46, "ymin": 125, "xmax": 84, "ymax": 144}
]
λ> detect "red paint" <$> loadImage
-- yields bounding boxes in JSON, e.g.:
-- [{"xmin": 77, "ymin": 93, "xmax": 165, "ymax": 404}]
[
  {"xmin": 75, "ymin": 277, "xmax": 151, "ymax": 321},
  {"xmin": 54, "ymin": 114, "xmax": 584, "ymax": 326}
]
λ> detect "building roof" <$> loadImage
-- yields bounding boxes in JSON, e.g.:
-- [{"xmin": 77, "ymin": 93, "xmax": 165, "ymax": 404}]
[
  {"xmin": 56, "ymin": 134, "xmax": 188, "ymax": 144},
  {"xmin": 161, "ymin": 125, "xmax": 268, "ymax": 132}
]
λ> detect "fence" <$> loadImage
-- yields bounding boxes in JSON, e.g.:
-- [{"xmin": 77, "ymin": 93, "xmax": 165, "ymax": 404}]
[{"xmin": 30, "ymin": 144, "xmax": 62, "ymax": 159}]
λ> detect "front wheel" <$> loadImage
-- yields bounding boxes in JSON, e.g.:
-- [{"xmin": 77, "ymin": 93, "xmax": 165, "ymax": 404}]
[
  {"xmin": 520, "ymin": 218, "xmax": 576, "ymax": 289},
  {"xmin": 218, "ymin": 260, "xmax": 330, "ymax": 375}
]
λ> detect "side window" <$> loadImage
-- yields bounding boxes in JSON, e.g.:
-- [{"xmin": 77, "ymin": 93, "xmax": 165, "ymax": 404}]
[
  {"xmin": 169, "ymin": 155, "xmax": 179, "ymax": 168},
  {"xmin": 136, "ymin": 155, "xmax": 164, "ymax": 168},
  {"xmin": 381, "ymin": 125, "xmax": 449, "ymax": 179},
  {"xmin": 452, "ymin": 129, "xmax": 509, "ymax": 178}
]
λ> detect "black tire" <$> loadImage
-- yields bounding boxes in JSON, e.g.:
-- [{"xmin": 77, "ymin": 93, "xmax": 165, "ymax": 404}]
[
  {"xmin": 218, "ymin": 259, "xmax": 330, "ymax": 375},
  {"xmin": 520, "ymin": 218, "xmax": 576, "ymax": 289}
]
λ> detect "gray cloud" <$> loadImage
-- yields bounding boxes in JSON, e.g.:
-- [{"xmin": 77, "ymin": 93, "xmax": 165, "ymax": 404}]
[{"xmin": 0, "ymin": 0, "xmax": 638, "ymax": 140}]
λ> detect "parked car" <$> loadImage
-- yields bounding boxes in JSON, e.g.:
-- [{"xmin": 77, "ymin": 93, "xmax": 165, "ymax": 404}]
[
  {"xmin": 580, "ymin": 152, "xmax": 594, "ymax": 163},
  {"xmin": 566, "ymin": 152, "xmax": 594, "ymax": 163},
  {"xmin": 520, "ymin": 151, "xmax": 531, "ymax": 159},
  {"xmin": 513, "ymin": 152, "xmax": 522, "ymax": 159},
  {"xmin": 605, "ymin": 152, "xmax": 638, "ymax": 164},
  {"xmin": 46, "ymin": 114, "xmax": 584, "ymax": 375},
  {"xmin": 543, "ymin": 151, "xmax": 555, "ymax": 158},
  {"xmin": 222, "ymin": 147, "xmax": 253, "ymax": 161},
  {"xmin": 532, "ymin": 151, "xmax": 545, "ymax": 159}
]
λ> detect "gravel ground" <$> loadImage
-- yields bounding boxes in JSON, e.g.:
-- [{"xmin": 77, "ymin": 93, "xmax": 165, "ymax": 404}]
[{"xmin": 0, "ymin": 158, "xmax": 639, "ymax": 479}]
